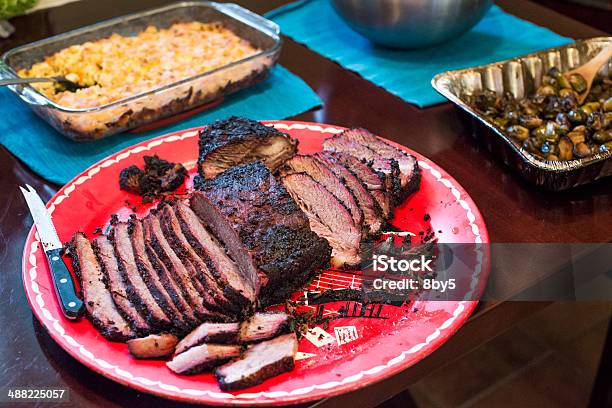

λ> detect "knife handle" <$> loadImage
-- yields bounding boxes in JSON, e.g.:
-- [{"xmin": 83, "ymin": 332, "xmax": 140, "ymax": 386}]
[{"xmin": 46, "ymin": 248, "xmax": 84, "ymax": 320}]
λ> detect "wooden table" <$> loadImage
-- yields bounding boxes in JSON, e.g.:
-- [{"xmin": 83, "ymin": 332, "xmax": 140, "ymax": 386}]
[{"xmin": 1, "ymin": 1, "xmax": 610, "ymax": 407}]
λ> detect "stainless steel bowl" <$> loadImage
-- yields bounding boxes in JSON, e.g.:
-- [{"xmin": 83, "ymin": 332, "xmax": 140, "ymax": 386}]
[{"xmin": 331, "ymin": 0, "xmax": 493, "ymax": 49}]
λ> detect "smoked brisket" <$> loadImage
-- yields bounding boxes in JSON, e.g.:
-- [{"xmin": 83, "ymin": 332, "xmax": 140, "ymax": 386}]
[
  {"xmin": 315, "ymin": 152, "xmax": 384, "ymax": 235},
  {"xmin": 198, "ymin": 116, "xmax": 297, "ymax": 179},
  {"xmin": 281, "ymin": 172, "xmax": 362, "ymax": 267},
  {"xmin": 323, "ymin": 128, "xmax": 420, "ymax": 202},
  {"xmin": 214, "ymin": 333, "xmax": 298, "ymax": 390},
  {"xmin": 175, "ymin": 322, "xmax": 241, "ymax": 354},
  {"xmin": 93, "ymin": 235, "xmax": 150, "ymax": 335},
  {"xmin": 173, "ymin": 201, "xmax": 256, "ymax": 310},
  {"xmin": 167, "ymin": 344, "xmax": 242, "ymax": 375},
  {"xmin": 68, "ymin": 233, "xmax": 134, "ymax": 341},
  {"xmin": 160, "ymin": 203, "xmax": 236, "ymax": 315},
  {"xmin": 111, "ymin": 222, "xmax": 172, "ymax": 329},
  {"xmin": 281, "ymin": 155, "xmax": 363, "ymax": 228},
  {"xmin": 192, "ymin": 162, "xmax": 331, "ymax": 304}
]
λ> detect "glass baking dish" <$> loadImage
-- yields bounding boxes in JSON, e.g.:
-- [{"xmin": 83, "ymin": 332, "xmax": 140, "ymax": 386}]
[
  {"xmin": 432, "ymin": 37, "xmax": 611, "ymax": 190},
  {"xmin": 0, "ymin": 1, "xmax": 281, "ymax": 141}
]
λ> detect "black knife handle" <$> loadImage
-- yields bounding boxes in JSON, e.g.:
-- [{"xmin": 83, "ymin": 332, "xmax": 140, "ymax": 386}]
[{"xmin": 46, "ymin": 248, "xmax": 84, "ymax": 320}]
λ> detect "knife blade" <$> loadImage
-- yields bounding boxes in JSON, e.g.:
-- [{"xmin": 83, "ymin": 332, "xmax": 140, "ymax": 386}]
[{"xmin": 20, "ymin": 184, "xmax": 83, "ymax": 320}]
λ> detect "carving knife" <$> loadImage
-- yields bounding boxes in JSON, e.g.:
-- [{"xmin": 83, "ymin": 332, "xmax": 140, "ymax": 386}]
[{"xmin": 20, "ymin": 184, "xmax": 83, "ymax": 319}]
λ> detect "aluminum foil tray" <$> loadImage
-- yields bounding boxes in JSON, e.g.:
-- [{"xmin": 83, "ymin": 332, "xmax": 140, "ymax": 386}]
[{"xmin": 432, "ymin": 37, "xmax": 611, "ymax": 190}]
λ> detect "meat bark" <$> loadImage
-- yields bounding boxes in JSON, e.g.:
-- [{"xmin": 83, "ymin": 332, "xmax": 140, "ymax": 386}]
[
  {"xmin": 215, "ymin": 333, "xmax": 298, "ymax": 391},
  {"xmin": 282, "ymin": 155, "xmax": 363, "ymax": 228},
  {"xmin": 315, "ymin": 152, "xmax": 384, "ymax": 235},
  {"xmin": 167, "ymin": 344, "xmax": 242, "ymax": 375},
  {"xmin": 281, "ymin": 172, "xmax": 362, "ymax": 267},
  {"xmin": 192, "ymin": 162, "xmax": 331, "ymax": 304},
  {"xmin": 111, "ymin": 222, "xmax": 171, "ymax": 329},
  {"xmin": 93, "ymin": 235, "xmax": 150, "ymax": 334},
  {"xmin": 175, "ymin": 322, "xmax": 241, "ymax": 354},
  {"xmin": 68, "ymin": 233, "xmax": 134, "ymax": 341},
  {"xmin": 198, "ymin": 116, "xmax": 297, "ymax": 179},
  {"xmin": 173, "ymin": 201, "xmax": 256, "ymax": 310}
]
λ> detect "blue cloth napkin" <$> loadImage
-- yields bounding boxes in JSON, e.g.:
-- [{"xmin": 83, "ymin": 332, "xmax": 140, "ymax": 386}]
[
  {"xmin": 0, "ymin": 65, "xmax": 321, "ymax": 185},
  {"xmin": 267, "ymin": 1, "xmax": 572, "ymax": 107}
]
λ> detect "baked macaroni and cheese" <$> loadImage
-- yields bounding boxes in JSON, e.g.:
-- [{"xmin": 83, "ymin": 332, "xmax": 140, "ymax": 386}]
[{"xmin": 18, "ymin": 22, "xmax": 262, "ymax": 109}]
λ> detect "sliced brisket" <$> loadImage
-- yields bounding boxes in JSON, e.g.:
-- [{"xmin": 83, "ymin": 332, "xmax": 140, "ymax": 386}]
[
  {"xmin": 175, "ymin": 322, "xmax": 241, "ymax": 354},
  {"xmin": 192, "ymin": 162, "xmax": 331, "ymax": 304},
  {"xmin": 323, "ymin": 134, "xmax": 402, "ymax": 201},
  {"xmin": 129, "ymin": 218, "xmax": 190, "ymax": 331},
  {"xmin": 323, "ymin": 128, "xmax": 421, "ymax": 201},
  {"xmin": 92, "ymin": 235, "xmax": 150, "ymax": 335},
  {"xmin": 315, "ymin": 152, "xmax": 384, "ymax": 235},
  {"xmin": 68, "ymin": 233, "xmax": 134, "ymax": 341},
  {"xmin": 167, "ymin": 344, "xmax": 242, "ymax": 375},
  {"xmin": 324, "ymin": 152, "xmax": 393, "ymax": 218},
  {"xmin": 160, "ymin": 203, "xmax": 236, "ymax": 315},
  {"xmin": 198, "ymin": 116, "xmax": 297, "ymax": 179},
  {"xmin": 174, "ymin": 201, "xmax": 256, "ymax": 310},
  {"xmin": 127, "ymin": 333, "xmax": 179, "ymax": 359},
  {"xmin": 282, "ymin": 155, "xmax": 363, "ymax": 228},
  {"xmin": 239, "ymin": 311, "xmax": 290, "ymax": 343},
  {"xmin": 281, "ymin": 172, "xmax": 362, "ymax": 267},
  {"xmin": 144, "ymin": 214, "xmax": 214, "ymax": 321},
  {"xmin": 111, "ymin": 222, "xmax": 171, "ymax": 329},
  {"xmin": 215, "ymin": 333, "xmax": 298, "ymax": 391}
]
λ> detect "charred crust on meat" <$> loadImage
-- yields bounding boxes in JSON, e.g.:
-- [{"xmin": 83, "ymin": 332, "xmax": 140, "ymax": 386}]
[
  {"xmin": 119, "ymin": 155, "xmax": 187, "ymax": 202},
  {"xmin": 197, "ymin": 117, "xmax": 298, "ymax": 179},
  {"xmin": 194, "ymin": 162, "xmax": 331, "ymax": 305}
]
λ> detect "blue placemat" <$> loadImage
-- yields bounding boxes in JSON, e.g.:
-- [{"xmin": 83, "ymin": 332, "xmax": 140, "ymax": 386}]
[
  {"xmin": 0, "ymin": 65, "xmax": 321, "ymax": 185},
  {"xmin": 267, "ymin": 1, "xmax": 572, "ymax": 107}
]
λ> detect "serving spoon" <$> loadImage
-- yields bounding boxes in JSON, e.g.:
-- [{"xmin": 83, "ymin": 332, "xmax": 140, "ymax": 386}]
[
  {"xmin": 563, "ymin": 44, "xmax": 612, "ymax": 104},
  {"xmin": 0, "ymin": 75, "xmax": 85, "ymax": 92}
]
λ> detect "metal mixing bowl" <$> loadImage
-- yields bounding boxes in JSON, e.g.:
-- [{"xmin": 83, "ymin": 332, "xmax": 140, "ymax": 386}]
[{"xmin": 331, "ymin": 0, "xmax": 493, "ymax": 49}]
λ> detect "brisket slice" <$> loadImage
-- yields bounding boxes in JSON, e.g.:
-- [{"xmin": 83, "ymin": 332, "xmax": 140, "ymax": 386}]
[
  {"xmin": 92, "ymin": 235, "xmax": 150, "ymax": 335},
  {"xmin": 281, "ymin": 173, "xmax": 362, "ymax": 268},
  {"xmin": 146, "ymin": 243, "xmax": 200, "ymax": 328},
  {"xmin": 282, "ymin": 155, "xmax": 363, "ymax": 228},
  {"xmin": 322, "ymin": 134, "xmax": 402, "ymax": 201},
  {"xmin": 315, "ymin": 152, "xmax": 384, "ymax": 235},
  {"xmin": 111, "ymin": 223, "xmax": 171, "ymax": 329},
  {"xmin": 323, "ymin": 128, "xmax": 421, "ymax": 201},
  {"xmin": 174, "ymin": 201, "xmax": 255, "ymax": 310},
  {"xmin": 68, "ymin": 233, "xmax": 134, "ymax": 341},
  {"xmin": 167, "ymin": 344, "xmax": 242, "ymax": 375},
  {"xmin": 324, "ymin": 152, "xmax": 393, "ymax": 218},
  {"xmin": 239, "ymin": 311, "xmax": 290, "ymax": 343},
  {"xmin": 129, "ymin": 218, "xmax": 190, "ymax": 332},
  {"xmin": 159, "ymin": 204, "xmax": 236, "ymax": 315},
  {"xmin": 198, "ymin": 116, "xmax": 297, "ymax": 179},
  {"xmin": 215, "ymin": 333, "xmax": 298, "ymax": 391},
  {"xmin": 127, "ymin": 333, "xmax": 179, "ymax": 359},
  {"xmin": 144, "ymin": 214, "xmax": 215, "ymax": 321},
  {"xmin": 192, "ymin": 162, "xmax": 331, "ymax": 305},
  {"xmin": 175, "ymin": 322, "xmax": 241, "ymax": 354}
]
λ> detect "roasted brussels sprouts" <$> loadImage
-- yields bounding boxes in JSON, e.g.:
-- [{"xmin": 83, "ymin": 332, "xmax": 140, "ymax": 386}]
[
  {"xmin": 569, "ymin": 74, "xmax": 587, "ymax": 93},
  {"xmin": 468, "ymin": 67, "xmax": 611, "ymax": 161}
]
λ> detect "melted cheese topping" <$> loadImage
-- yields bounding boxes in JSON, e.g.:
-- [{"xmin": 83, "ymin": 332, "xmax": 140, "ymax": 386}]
[{"xmin": 18, "ymin": 22, "xmax": 261, "ymax": 109}]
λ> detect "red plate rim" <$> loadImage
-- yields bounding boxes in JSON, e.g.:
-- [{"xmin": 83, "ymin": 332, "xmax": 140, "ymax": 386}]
[{"xmin": 22, "ymin": 120, "xmax": 489, "ymax": 406}]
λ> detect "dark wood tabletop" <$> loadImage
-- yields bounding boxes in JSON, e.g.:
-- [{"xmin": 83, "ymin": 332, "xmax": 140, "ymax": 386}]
[{"xmin": 0, "ymin": 1, "xmax": 610, "ymax": 407}]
